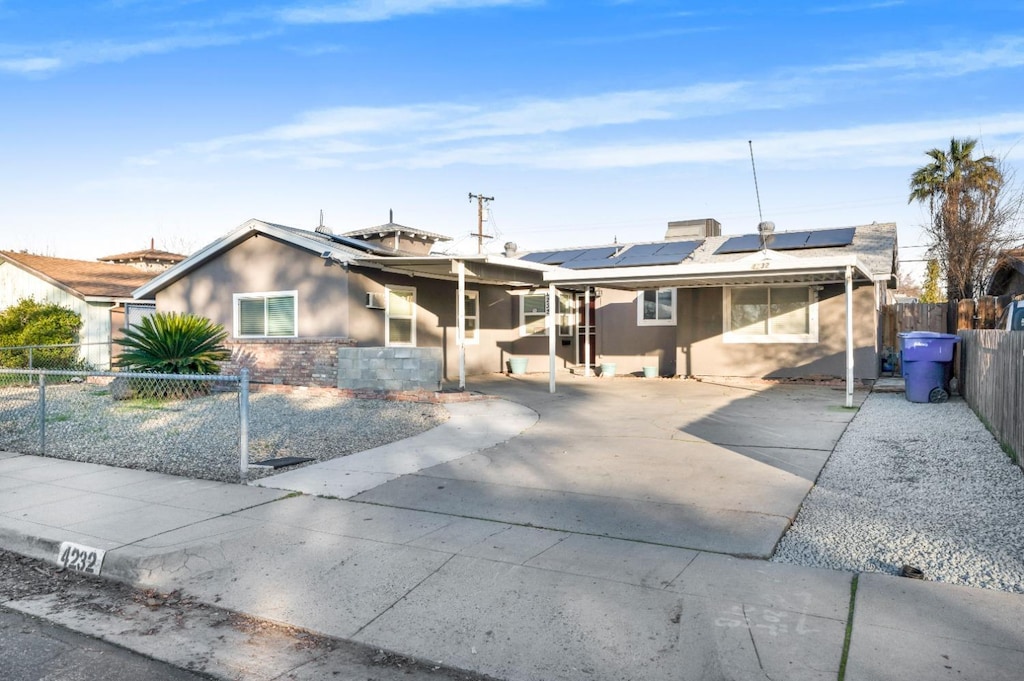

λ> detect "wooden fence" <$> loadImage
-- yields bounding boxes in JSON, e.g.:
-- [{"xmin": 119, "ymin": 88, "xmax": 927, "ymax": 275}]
[
  {"xmin": 882, "ymin": 295, "xmax": 1019, "ymax": 351},
  {"xmin": 958, "ymin": 330, "xmax": 1024, "ymax": 467}
]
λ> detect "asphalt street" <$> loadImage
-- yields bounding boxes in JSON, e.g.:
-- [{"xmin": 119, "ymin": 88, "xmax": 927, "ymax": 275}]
[{"xmin": 0, "ymin": 605, "xmax": 211, "ymax": 681}]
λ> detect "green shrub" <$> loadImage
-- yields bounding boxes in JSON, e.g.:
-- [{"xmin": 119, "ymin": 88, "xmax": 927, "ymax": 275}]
[
  {"xmin": 115, "ymin": 312, "xmax": 230, "ymax": 376},
  {"xmin": 0, "ymin": 298, "xmax": 83, "ymax": 369}
]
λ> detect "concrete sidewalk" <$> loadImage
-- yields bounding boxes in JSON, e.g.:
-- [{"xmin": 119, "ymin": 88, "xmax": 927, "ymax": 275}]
[{"xmin": 1, "ymin": 384, "xmax": 1023, "ymax": 680}]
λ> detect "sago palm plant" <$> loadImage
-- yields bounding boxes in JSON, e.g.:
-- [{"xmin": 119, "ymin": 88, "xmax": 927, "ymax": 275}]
[{"xmin": 115, "ymin": 312, "xmax": 230, "ymax": 374}]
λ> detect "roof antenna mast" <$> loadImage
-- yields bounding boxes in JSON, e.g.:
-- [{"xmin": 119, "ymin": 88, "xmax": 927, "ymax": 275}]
[{"xmin": 748, "ymin": 140, "xmax": 764, "ymax": 224}]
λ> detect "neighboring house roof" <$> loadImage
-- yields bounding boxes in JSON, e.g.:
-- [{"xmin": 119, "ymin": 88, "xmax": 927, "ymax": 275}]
[
  {"xmin": 98, "ymin": 245, "xmax": 187, "ymax": 267},
  {"xmin": 0, "ymin": 250, "xmax": 157, "ymax": 301},
  {"xmin": 987, "ymin": 248, "xmax": 1024, "ymax": 296},
  {"xmin": 341, "ymin": 222, "xmax": 453, "ymax": 243}
]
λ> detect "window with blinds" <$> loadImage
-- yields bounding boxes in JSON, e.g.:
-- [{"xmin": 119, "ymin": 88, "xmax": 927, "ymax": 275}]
[{"xmin": 233, "ymin": 291, "xmax": 297, "ymax": 338}]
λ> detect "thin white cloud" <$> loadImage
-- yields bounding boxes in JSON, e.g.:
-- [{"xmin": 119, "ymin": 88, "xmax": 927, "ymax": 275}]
[
  {"xmin": 811, "ymin": 1, "xmax": 904, "ymax": 14},
  {"xmin": 0, "ymin": 56, "xmax": 62, "ymax": 74},
  {"xmin": 278, "ymin": 0, "xmax": 533, "ymax": 24},
  {"xmin": 0, "ymin": 32, "xmax": 267, "ymax": 75},
  {"xmin": 816, "ymin": 36, "xmax": 1024, "ymax": 77},
  {"xmin": 518, "ymin": 113, "xmax": 1024, "ymax": 170}
]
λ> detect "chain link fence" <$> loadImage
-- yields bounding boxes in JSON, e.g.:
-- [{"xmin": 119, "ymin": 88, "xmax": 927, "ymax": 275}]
[
  {"xmin": 0, "ymin": 342, "xmax": 114, "ymax": 371},
  {"xmin": 0, "ymin": 369, "xmax": 252, "ymax": 482}
]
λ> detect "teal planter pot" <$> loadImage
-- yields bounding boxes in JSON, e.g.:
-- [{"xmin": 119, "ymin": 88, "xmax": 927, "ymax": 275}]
[
  {"xmin": 642, "ymin": 366, "xmax": 658, "ymax": 378},
  {"xmin": 508, "ymin": 358, "xmax": 528, "ymax": 375},
  {"xmin": 599, "ymin": 362, "xmax": 616, "ymax": 377}
]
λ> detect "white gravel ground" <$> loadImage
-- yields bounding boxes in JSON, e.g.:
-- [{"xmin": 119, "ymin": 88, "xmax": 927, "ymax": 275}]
[
  {"xmin": 772, "ymin": 391, "xmax": 1024, "ymax": 594},
  {"xmin": 0, "ymin": 382, "xmax": 449, "ymax": 483}
]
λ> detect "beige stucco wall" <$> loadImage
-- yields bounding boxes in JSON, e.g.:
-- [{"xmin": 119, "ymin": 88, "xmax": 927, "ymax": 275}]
[
  {"xmin": 157, "ymin": 234, "xmax": 352, "ymax": 337},
  {"xmin": 347, "ymin": 269, "xmax": 519, "ymax": 379},
  {"xmin": 677, "ymin": 282, "xmax": 879, "ymax": 380}
]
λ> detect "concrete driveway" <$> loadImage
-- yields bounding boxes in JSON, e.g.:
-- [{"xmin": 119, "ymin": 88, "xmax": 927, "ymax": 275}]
[{"xmin": 354, "ymin": 374, "xmax": 864, "ymax": 558}]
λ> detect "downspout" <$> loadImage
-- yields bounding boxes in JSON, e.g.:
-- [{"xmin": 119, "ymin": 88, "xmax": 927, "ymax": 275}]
[
  {"xmin": 845, "ymin": 265, "xmax": 854, "ymax": 408},
  {"xmin": 549, "ymin": 283, "xmax": 557, "ymax": 394}
]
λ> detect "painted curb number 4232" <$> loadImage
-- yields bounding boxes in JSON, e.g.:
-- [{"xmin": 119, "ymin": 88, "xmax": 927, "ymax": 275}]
[{"xmin": 57, "ymin": 541, "xmax": 105, "ymax": 575}]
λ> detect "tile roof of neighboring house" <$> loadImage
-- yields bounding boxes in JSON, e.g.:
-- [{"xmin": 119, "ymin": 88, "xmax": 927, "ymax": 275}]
[
  {"xmin": 341, "ymin": 222, "xmax": 453, "ymax": 243},
  {"xmin": 98, "ymin": 247, "xmax": 187, "ymax": 265},
  {"xmin": 0, "ymin": 251, "xmax": 157, "ymax": 300}
]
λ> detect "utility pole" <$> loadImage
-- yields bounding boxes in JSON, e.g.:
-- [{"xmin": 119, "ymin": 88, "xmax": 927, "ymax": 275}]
[{"xmin": 468, "ymin": 193, "xmax": 494, "ymax": 254}]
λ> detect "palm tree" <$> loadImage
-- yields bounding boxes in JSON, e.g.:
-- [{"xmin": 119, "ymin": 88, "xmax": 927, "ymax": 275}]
[{"xmin": 908, "ymin": 137, "xmax": 1004, "ymax": 300}]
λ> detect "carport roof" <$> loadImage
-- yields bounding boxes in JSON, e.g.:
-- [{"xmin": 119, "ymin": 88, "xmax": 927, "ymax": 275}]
[{"xmin": 355, "ymin": 253, "xmax": 551, "ymax": 287}]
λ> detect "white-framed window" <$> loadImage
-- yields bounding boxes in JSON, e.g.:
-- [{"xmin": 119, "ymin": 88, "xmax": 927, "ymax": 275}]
[
  {"xmin": 556, "ymin": 293, "xmax": 574, "ymax": 337},
  {"xmin": 520, "ymin": 292, "xmax": 548, "ymax": 337},
  {"xmin": 233, "ymin": 291, "xmax": 297, "ymax": 338},
  {"xmin": 637, "ymin": 288, "xmax": 676, "ymax": 326},
  {"xmin": 386, "ymin": 286, "xmax": 416, "ymax": 346},
  {"xmin": 723, "ymin": 286, "xmax": 818, "ymax": 343},
  {"xmin": 459, "ymin": 290, "xmax": 479, "ymax": 344},
  {"xmin": 519, "ymin": 291, "xmax": 574, "ymax": 337}
]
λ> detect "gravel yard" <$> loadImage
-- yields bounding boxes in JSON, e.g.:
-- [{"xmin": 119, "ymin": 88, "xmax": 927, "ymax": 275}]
[
  {"xmin": 0, "ymin": 381, "xmax": 449, "ymax": 483},
  {"xmin": 772, "ymin": 391, "xmax": 1024, "ymax": 594}
]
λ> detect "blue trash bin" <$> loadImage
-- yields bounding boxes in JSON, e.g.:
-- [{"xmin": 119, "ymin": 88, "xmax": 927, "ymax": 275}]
[{"xmin": 898, "ymin": 332, "xmax": 960, "ymax": 403}]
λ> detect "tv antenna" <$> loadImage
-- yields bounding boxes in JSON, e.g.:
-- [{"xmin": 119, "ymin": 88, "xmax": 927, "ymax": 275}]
[{"xmin": 748, "ymin": 140, "xmax": 764, "ymax": 224}]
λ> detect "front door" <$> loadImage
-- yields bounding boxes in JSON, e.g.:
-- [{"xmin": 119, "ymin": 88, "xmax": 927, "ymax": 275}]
[{"xmin": 576, "ymin": 292, "xmax": 596, "ymax": 368}]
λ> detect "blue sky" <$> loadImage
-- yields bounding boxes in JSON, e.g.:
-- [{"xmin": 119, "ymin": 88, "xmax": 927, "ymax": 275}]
[{"xmin": 2, "ymin": 1, "xmax": 1023, "ymax": 282}]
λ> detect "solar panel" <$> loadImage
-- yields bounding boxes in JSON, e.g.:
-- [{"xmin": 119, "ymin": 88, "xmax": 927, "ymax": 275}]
[
  {"xmin": 765, "ymin": 232, "xmax": 810, "ymax": 250},
  {"xmin": 561, "ymin": 247, "xmax": 617, "ymax": 263},
  {"xmin": 519, "ymin": 251, "xmax": 554, "ymax": 263},
  {"xmin": 714, "ymin": 234, "xmax": 763, "ymax": 255},
  {"xmin": 520, "ymin": 248, "xmax": 606, "ymax": 264},
  {"xmin": 656, "ymin": 240, "xmax": 702, "ymax": 255},
  {"xmin": 715, "ymin": 228, "xmax": 857, "ymax": 254},
  {"xmin": 564, "ymin": 240, "xmax": 702, "ymax": 269},
  {"xmin": 804, "ymin": 227, "xmax": 856, "ymax": 248},
  {"xmin": 564, "ymin": 258, "xmax": 618, "ymax": 270},
  {"xmin": 614, "ymin": 254, "xmax": 687, "ymax": 267}
]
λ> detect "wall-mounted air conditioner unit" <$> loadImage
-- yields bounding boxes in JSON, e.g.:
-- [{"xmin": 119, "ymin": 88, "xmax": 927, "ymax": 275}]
[{"xmin": 366, "ymin": 292, "xmax": 385, "ymax": 309}]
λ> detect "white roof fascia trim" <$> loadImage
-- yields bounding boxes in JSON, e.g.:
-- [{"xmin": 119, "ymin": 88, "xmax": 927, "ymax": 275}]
[
  {"xmin": 543, "ymin": 254, "xmax": 876, "ymax": 286},
  {"xmin": 83, "ymin": 296, "xmax": 156, "ymax": 304}
]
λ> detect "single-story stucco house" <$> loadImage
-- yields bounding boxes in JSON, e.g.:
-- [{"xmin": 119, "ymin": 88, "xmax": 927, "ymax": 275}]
[
  {"xmin": 132, "ymin": 216, "xmax": 898, "ymax": 401},
  {"xmin": 0, "ymin": 251, "xmax": 160, "ymax": 368}
]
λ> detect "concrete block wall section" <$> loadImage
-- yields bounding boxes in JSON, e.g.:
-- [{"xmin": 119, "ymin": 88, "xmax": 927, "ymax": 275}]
[
  {"xmin": 337, "ymin": 347, "xmax": 442, "ymax": 392},
  {"xmin": 223, "ymin": 338, "xmax": 357, "ymax": 387}
]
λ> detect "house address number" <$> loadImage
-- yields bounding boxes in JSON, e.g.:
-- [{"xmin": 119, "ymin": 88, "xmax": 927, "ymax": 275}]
[{"xmin": 57, "ymin": 541, "xmax": 105, "ymax": 575}]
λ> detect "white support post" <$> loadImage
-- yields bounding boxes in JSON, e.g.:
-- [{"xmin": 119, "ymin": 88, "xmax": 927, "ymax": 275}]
[
  {"xmin": 584, "ymin": 288, "xmax": 592, "ymax": 378},
  {"xmin": 845, "ymin": 265, "xmax": 854, "ymax": 408},
  {"xmin": 457, "ymin": 260, "xmax": 466, "ymax": 390},
  {"xmin": 549, "ymin": 283, "xmax": 557, "ymax": 394}
]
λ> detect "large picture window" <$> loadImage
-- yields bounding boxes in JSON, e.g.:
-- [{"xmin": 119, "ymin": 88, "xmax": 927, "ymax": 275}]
[
  {"xmin": 723, "ymin": 286, "xmax": 818, "ymax": 343},
  {"xmin": 233, "ymin": 291, "xmax": 297, "ymax": 338},
  {"xmin": 386, "ymin": 286, "xmax": 416, "ymax": 346},
  {"xmin": 637, "ymin": 288, "xmax": 676, "ymax": 326}
]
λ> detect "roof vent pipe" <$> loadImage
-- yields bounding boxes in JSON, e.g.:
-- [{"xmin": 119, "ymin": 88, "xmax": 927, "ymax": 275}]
[{"xmin": 503, "ymin": 242, "xmax": 518, "ymax": 257}]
